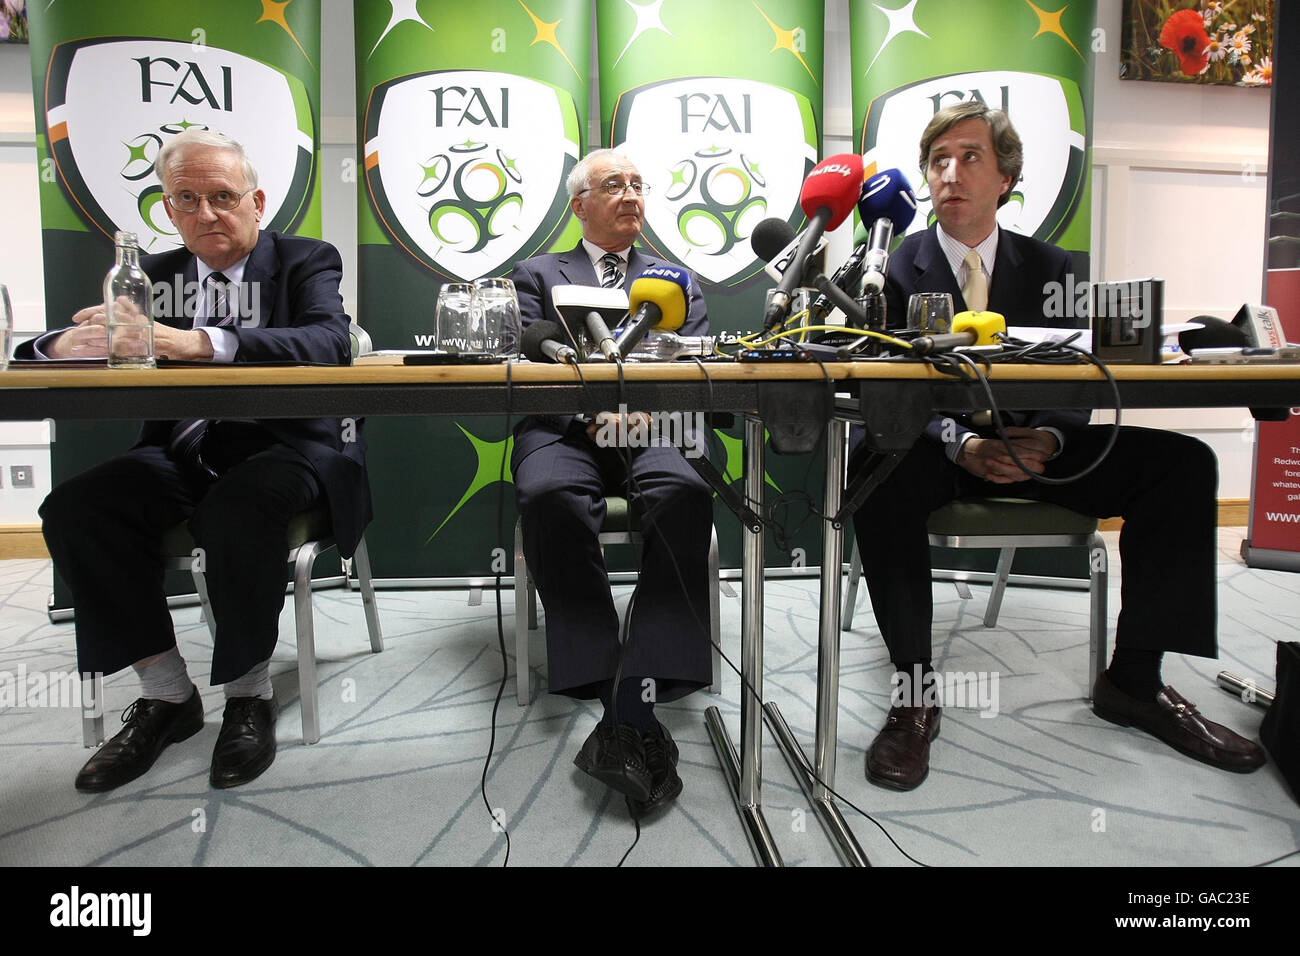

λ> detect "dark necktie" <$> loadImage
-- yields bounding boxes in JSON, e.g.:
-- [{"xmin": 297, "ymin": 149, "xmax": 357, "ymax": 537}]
[
  {"xmin": 167, "ymin": 271, "xmax": 238, "ymax": 478},
  {"xmin": 599, "ymin": 253, "xmax": 623, "ymax": 289}
]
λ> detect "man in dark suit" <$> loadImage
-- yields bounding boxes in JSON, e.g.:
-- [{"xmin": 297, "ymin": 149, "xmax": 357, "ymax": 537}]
[
  {"xmin": 23, "ymin": 129, "xmax": 370, "ymax": 792},
  {"xmin": 508, "ymin": 148, "xmax": 711, "ymax": 815},
  {"xmin": 852, "ymin": 102, "xmax": 1264, "ymax": 791}
]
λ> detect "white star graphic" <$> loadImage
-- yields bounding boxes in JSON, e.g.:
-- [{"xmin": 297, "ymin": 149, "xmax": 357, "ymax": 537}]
[
  {"xmin": 369, "ymin": 0, "xmax": 436, "ymax": 59},
  {"xmin": 866, "ymin": 0, "xmax": 930, "ymax": 75},
  {"xmin": 614, "ymin": 0, "xmax": 675, "ymax": 68}
]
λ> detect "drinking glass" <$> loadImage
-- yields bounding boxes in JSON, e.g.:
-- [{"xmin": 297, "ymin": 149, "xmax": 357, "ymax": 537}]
[
  {"xmin": 0, "ymin": 284, "xmax": 11, "ymax": 371},
  {"xmin": 473, "ymin": 277, "xmax": 522, "ymax": 357},
  {"xmin": 434, "ymin": 283, "xmax": 476, "ymax": 353},
  {"xmin": 907, "ymin": 292, "xmax": 954, "ymax": 334}
]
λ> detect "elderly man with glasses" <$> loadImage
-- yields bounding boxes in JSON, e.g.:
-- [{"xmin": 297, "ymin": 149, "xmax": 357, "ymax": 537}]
[
  {"xmin": 20, "ymin": 128, "xmax": 370, "ymax": 793},
  {"xmin": 507, "ymin": 148, "xmax": 711, "ymax": 817}
]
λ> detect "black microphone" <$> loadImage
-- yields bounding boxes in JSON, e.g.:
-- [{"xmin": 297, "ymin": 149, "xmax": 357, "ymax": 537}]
[
  {"xmin": 1179, "ymin": 315, "xmax": 1248, "ymax": 352},
  {"xmin": 751, "ymin": 217, "xmax": 797, "ymax": 262},
  {"xmin": 551, "ymin": 285, "xmax": 628, "ymax": 361},
  {"xmin": 522, "ymin": 320, "xmax": 577, "ymax": 364},
  {"xmin": 808, "ymin": 221, "xmax": 870, "ymax": 322}
]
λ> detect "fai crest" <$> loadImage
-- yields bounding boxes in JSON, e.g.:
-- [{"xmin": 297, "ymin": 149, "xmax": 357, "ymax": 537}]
[
  {"xmin": 44, "ymin": 38, "xmax": 316, "ymax": 251},
  {"xmin": 861, "ymin": 71, "xmax": 1088, "ymax": 244},
  {"xmin": 363, "ymin": 70, "xmax": 579, "ymax": 281},
  {"xmin": 612, "ymin": 77, "xmax": 818, "ymax": 287}
]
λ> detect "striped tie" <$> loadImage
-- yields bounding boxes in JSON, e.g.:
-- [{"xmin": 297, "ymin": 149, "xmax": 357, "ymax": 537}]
[
  {"xmin": 205, "ymin": 271, "xmax": 235, "ymax": 326},
  {"xmin": 599, "ymin": 253, "xmax": 623, "ymax": 289}
]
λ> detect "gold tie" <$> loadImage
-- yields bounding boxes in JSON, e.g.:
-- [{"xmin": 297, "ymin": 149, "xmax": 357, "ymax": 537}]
[{"xmin": 962, "ymin": 249, "xmax": 988, "ymax": 313}]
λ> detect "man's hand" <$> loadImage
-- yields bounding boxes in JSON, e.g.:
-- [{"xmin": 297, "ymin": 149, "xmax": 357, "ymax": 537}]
[
  {"xmin": 153, "ymin": 323, "xmax": 213, "ymax": 361},
  {"xmin": 956, "ymin": 427, "xmax": 1058, "ymax": 484},
  {"xmin": 46, "ymin": 303, "xmax": 214, "ymax": 361},
  {"xmin": 587, "ymin": 410, "xmax": 652, "ymax": 446}
]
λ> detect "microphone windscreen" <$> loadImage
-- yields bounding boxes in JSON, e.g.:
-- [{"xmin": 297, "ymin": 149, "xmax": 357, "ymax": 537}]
[
  {"xmin": 629, "ymin": 266, "xmax": 692, "ymax": 331},
  {"xmin": 1179, "ymin": 315, "xmax": 1248, "ymax": 352},
  {"xmin": 752, "ymin": 217, "xmax": 796, "ymax": 261},
  {"xmin": 800, "ymin": 153, "xmax": 865, "ymax": 230},
  {"xmin": 858, "ymin": 167, "xmax": 918, "ymax": 232},
  {"xmin": 952, "ymin": 310, "xmax": 1006, "ymax": 345},
  {"xmin": 522, "ymin": 319, "xmax": 565, "ymax": 363}
]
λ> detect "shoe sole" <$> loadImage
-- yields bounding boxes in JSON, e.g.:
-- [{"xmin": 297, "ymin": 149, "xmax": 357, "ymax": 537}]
[
  {"xmin": 75, "ymin": 709, "xmax": 205, "ymax": 794},
  {"xmin": 573, "ymin": 751, "xmax": 652, "ymax": 801},
  {"xmin": 1092, "ymin": 702, "xmax": 1264, "ymax": 774}
]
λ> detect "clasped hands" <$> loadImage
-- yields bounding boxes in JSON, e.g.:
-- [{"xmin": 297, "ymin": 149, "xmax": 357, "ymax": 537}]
[
  {"xmin": 46, "ymin": 300, "xmax": 214, "ymax": 361},
  {"xmin": 956, "ymin": 427, "xmax": 1059, "ymax": 484}
]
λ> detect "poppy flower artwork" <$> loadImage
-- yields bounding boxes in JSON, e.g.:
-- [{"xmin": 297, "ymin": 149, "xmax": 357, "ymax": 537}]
[{"xmin": 1121, "ymin": 0, "xmax": 1274, "ymax": 86}]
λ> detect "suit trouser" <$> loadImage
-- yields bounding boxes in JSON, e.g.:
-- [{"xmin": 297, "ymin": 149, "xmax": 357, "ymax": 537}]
[
  {"xmin": 513, "ymin": 423, "xmax": 713, "ymax": 701},
  {"xmin": 40, "ymin": 437, "xmax": 322, "ymax": 685},
  {"xmin": 849, "ymin": 425, "xmax": 1219, "ymax": 666}
]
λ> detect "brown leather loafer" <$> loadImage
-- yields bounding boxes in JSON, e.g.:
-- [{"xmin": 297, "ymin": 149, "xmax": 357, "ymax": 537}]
[
  {"xmin": 865, "ymin": 705, "xmax": 941, "ymax": 791},
  {"xmin": 1092, "ymin": 672, "xmax": 1266, "ymax": 773}
]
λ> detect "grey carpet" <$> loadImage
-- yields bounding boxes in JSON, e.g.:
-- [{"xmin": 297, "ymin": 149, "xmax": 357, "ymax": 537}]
[{"xmin": 0, "ymin": 530, "xmax": 1296, "ymax": 867}]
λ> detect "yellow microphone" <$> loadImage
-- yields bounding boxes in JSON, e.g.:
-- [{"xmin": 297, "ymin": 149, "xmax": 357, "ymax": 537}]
[{"xmin": 912, "ymin": 310, "xmax": 1006, "ymax": 354}]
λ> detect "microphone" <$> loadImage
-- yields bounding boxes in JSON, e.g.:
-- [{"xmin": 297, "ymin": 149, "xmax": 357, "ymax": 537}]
[
  {"xmin": 763, "ymin": 154, "xmax": 864, "ymax": 331},
  {"xmin": 1179, "ymin": 315, "xmax": 1248, "ymax": 353},
  {"xmin": 910, "ymin": 311, "xmax": 1006, "ymax": 355},
  {"xmin": 522, "ymin": 320, "xmax": 578, "ymax": 364},
  {"xmin": 614, "ymin": 266, "xmax": 692, "ymax": 359},
  {"xmin": 808, "ymin": 221, "xmax": 870, "ymax": 323},
  {"xmin": 551, "ymin": 285, "xmax": 629, "ymax": 361},
  {"xmin": 857, "ymin": 168, "xmax": 917, "ymax": 294},
  {"xmin": 751, "ymin": 217, "xmax": 796, "ymax": 264}
]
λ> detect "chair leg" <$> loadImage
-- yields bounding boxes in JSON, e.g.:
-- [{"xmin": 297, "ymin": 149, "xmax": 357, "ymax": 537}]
[
  {"xmin": 352, "ymin": 537, "xmax": 384, "ymax": 653},
  {"xmin": 841, "ymin": 540, "xmax": 862, "ymax": 631},
  {"xmin": 81, "ymin": 671, "xmax": 105, "ymax": 748},
  {"xmin": 292, "ymin": 544, "xmax": 322, "ymax": 745},
  {"xmin": 192, "ymin": 567, "xmax": 218, "ymax": 641},
  {"xmin": 514, "ymin": 519, "xmax": 532, "ymax": 706},
  {"xmin": 983, "ymin": 547, "xmax": 1017, "ymax": 628},
  {"xmin": 953, "ymin": 580, "xmax": 973, "ymax": 600},
  {"xmin": 1088, "ymin": 532, "xmax": 1109, "ymax": 698},
  {"xmin": 708, "ymin": 524, "xmax": 722, "ymax": 695}
]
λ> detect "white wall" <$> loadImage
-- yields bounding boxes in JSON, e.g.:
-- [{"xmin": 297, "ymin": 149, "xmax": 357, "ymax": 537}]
[{"xmin": 0, "ymin": 0, "xmax": 1278, "ymax": 522}]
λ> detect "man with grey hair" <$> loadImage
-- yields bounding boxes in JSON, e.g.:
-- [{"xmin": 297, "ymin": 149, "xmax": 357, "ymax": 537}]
[
  {"xmin": 507, "ymin": 148, "xmax": 711, "ymax": 817},
  {"xmin": 849, "ymin": 103, "xmax": 1264, "ymax": 791},
  {"xmin": 20, "ymin": 128, "xmax": 371, "ymax": 792}
]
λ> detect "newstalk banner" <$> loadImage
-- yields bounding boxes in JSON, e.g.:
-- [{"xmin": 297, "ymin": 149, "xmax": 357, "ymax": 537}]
[
  {"xmin": 1244, "ymin": 0, "xmax": 1300, "ymax": 572},
  {"xmin": 597, "ymin": 0, "xmax": 826, "ymax": 569},
  {"xmin": 28, "ymin": 0, "xmax": 323, "ymax": 608},
  {"xmin": 355, "ymin": 0, "xmax": 588, "ymax": 577}
]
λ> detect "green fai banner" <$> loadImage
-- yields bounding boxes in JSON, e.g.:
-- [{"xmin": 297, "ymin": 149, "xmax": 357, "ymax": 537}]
[
  {"xmin": 598, "ymin": 0, "xmax": 831, "ymax": 571},
  {"xmin": 28, "ymin": 0, "xmax": 324, "ymax": 608},
  {"xmin": 851, "ymin": 0, "xmax": 1096, "ymax": 255},
  {"xmin": 355, "ymin": 0, "xmax": 589, "ymax": 577},
  {"xmin": 851, "ymin": 0, "xmax": 1097, "ymax": 579}
]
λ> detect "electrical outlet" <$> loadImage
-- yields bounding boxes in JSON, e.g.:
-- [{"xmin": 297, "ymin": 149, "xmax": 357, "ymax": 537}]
[{"xmin": 10, "ymin": 465, "xmax": 34, "ymax": 489}]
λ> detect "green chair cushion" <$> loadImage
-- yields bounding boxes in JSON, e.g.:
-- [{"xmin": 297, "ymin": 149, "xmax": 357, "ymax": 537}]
[{"xmin": 927, "ymin": 497, "xmax": 1099, "ymax": 537}]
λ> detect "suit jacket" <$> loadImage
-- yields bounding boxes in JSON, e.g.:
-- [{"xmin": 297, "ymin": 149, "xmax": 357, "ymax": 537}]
[
  {"xmin": 508, "ymin": 241, "xmax": 709, "ymax": 465},
  {"xmin": 884, "ymin": 225, "xmax": 1090, "ymax": 444},
  {"xmin": 19, "ymin": 231, "xmax": 372, "ymax": 556}
]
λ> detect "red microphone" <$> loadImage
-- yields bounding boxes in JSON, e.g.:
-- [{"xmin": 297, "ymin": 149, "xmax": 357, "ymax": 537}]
[{"xmin": 764, "ymin": 153, "xmax": 864, "ymax": 331}]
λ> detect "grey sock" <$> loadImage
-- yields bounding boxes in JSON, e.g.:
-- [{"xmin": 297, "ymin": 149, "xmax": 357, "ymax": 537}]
[
  {"xmin": 132, "ymin": 647, "xmax": 195, "ymax": 704},
  {"xmin": 223, "ymin": 658, "xmax": 273, "ymax": 701}
]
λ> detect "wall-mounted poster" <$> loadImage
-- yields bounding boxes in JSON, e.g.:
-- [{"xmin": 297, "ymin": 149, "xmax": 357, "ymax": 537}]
[
  {"xmin": 1121, "ymin": 0, "xmax": 1273, "ymax": 85},
  {"xmin": 2, "ymin": 0, "xmax": 27, "ymax": 43}
]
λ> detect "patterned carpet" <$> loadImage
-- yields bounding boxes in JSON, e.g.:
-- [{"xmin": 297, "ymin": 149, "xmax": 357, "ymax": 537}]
[{"xmin": 1, "ymin": 530, "xmax": 1296, "ymax": 867}]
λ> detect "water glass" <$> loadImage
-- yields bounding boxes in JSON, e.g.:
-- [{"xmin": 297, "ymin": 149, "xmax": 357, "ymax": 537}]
[
  {"xmin": 0, "ymin": 284, "xmax": 11, "ymax": 371},
  {"xmin": 907, "ymin": 292, "xmax": 954, "ymax": 334},
  {"xmin": 473, "ymin": 277, "xmax": 522, "ymax": 357},
  {"xmin": 434, "ymin": 283, "xmax": 476, "ymax": 353}
]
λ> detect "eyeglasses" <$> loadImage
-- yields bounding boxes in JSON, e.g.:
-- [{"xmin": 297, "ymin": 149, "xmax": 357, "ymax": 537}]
[
  {"xmin": 581, "ymin": 180, "xmax": 650, "ymax": 196},
  {"xmin": 166, "ymin": 188, "xmax": 252, "ymax": 213}
]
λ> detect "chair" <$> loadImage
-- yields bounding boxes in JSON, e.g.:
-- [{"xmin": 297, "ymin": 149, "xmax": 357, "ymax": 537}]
[
  {"xmin": 513, "ymin": 496, "xmax": 723, "ymax": 705},
  {"xmin": 81, "ymin": 322, "xmax": 384, "ymax": 747},
  {"xmin": 841, "ymin": 497, "xmax": 1109, "ymax": 692}
]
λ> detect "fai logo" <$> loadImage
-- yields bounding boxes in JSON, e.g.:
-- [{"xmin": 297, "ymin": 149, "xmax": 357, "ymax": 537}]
[
  {"xmin": 612, "ymin": 77, "xmax": 817, "ymax": 288},
  {"xmin": 43, "ymin": 38, "xmax": 316, "ymax": 251},
  {"xmin": 861, "ymin": 71, "xmax": 1088, "ymax": 244},
  {"xmin": 363, "ymin": 70, "xmax": 579, "ymax": 282}
]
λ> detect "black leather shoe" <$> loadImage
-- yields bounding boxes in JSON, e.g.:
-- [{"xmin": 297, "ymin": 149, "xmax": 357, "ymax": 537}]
[
  {"xmin": 1092, "ymin": 672, "xmax": 1265, "ymax": 773},
  {"xmin": 865, "ymin": 705, "xmax": 941, "ymax": 791},
  {"xmin": 574, "ymin": 722, "xmax": 652, "ymax": 801},
  {"xmin": 209, "ymin": 696, "xmax": 277, "ymax": 789},
  {"xmin": 75, "ymin": 686, "xmax": 204, "ymax": 793},
  {"xmin": 627, "ymin": 721, "xmax": 682, "ymax": 817}
]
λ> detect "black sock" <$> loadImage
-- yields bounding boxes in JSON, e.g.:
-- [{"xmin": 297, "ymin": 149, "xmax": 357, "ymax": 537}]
[
  {"xmin": 891, "ymin": 660, "xmax": 935, "ymax": 708},
  {"xmin": 599, "ymin": 677, "xmax": 657, "ymax": 733},
  {"xmin": 1106, "ymin": 647, "xmax": 1164, "ymax": 701}
]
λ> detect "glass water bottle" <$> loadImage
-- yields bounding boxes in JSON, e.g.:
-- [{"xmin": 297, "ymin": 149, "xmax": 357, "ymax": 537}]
[{"xmin": 104, "ymin": 231, "xmax": 155, "ymax": 369}]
